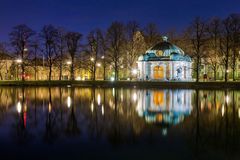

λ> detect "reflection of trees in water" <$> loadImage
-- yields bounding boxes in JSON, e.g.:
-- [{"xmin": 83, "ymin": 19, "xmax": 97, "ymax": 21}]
[
  {"xmin": 44, "ymin": 87, "xmax": 61, "ymax": 143},
  {"xmin": 86, "ymin": 88, "xmax": 146, "ymax": 145},
  {"xmin": 13, "ymin": 87, "xmax": 33, "ymax": 144},
  {"xmin": 65, "ymin": 87, "xmax": 80, "ymax": 136},
  {"xmin": 183, "ymin": 90, "xmax": 240, "ymax": 158}
]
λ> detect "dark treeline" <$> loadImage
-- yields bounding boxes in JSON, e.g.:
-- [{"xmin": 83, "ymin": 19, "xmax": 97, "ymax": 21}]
[{"xmin": 0, "ymin": 13, "xmax": 239, "ymax": 81}]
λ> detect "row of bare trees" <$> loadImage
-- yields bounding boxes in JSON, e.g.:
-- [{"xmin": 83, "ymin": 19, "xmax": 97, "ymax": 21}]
[
  {"xmin": 4, "ymin": 21, "xmax": 160, "ymax": 81},
  {"xmin": 186, "ymin": 14, "xmax": 240, "ymax": 82},
  {"xmin": 1, "ymin": 13, "xmax": 239, "ymax": 81}
]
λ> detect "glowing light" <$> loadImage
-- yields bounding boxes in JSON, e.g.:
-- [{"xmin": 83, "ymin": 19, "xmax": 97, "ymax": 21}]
[
  {"xmin": 91, "ymin": 102, "xmax": 94, "ymax": 112},
  {"xmin": 16, "ymin": 102, "xmax": 22, "ymax": 113},
  {"xmin": 48, "ymin": 102, "xmax": 52, "ymax": 113},
  {"xmin": 221, "ymin": 105, "xmax": 225, "ymax": 117},
  {"xmin": 225, "ymin": 95, "xmax": 230, "ymax": 104},
  {"xmin": 132, "ymin": 92, "xmax": 137, "ymax": 102},
  {"xmin": 67, "ymin": 96, "xmax": 71, "ymax": 108},
  {"xmin": 24, "ymin": 48, "xmax": 28, "ymax": 52},
  {"xmin": 112, "ymin": 88, "xmax": 115, "ymax": 96},
  {"xmin": 90, "ymin": 57, "xmax": 94, "ymax": 62},
  {"xmin": 162, "ymin": 128, "xmax": 168, "ymax": 136},
  {"xmin": 110, "ymin": 77, "xmax": 115, "ymax": 81},
  {"xmin": 16, "ymin": 59, "xmax": 22, "ymax": 63},
  {"xmin": 238, "ymin": 108, "xmax": 240, "ymax": 119},
  {"xmin": 127, "ymin": 78, "xmax": 130, "ymax": 81},
  {"xmin": 97, "ymin": 93, "xmax": 101, "ymax": 105},
  {"xmin": 132, "ymin": 69, "xmax": 138, "ymax": 75},
  {"xmin": 101, "ymin": 105, "xmax": 104, "ymax": 115},
  {"xmin": 97, "ymin": 63, "xmax": 101, "ymax": 67},
  {"xmin": 226, "ymin": 70, "xmax": 229, "ymax": 73},
  {"xmin": 76, "ymin": 76, "xmax": 81, "ymax": 80},
  {"xmin": 101, "ymin": 56, "xmax": 105, "ymax": 59},
  {"xmin": 66, "ymin": 61, "xmax": 72, "ymax": 65},
  {"xmin": 120, "ymin": 65, "xmax": 124, "ymax": 69}
]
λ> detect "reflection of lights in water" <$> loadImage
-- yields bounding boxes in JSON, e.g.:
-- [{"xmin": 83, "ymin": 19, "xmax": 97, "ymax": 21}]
[
  {"xmin": 109, "ymin": 99, "xmax": 113, "ymax": 109},
  {"xmin": 67, "ymin": 96, "xmax": 71, "ymax": 108},
  {"xmin": 120, "ymin": 89, "xmax": 123, "ymax": 102},
  {"xmin": 48, "ymin": 102, "xmax": 52, "ymax": 113},
  {"xmin": 24, "ymin": 104, "xmax": 27, "ymax": 112},
  {"xmin": 162, "ymin": 128, "xmax": 167, "ymax": 136},
  {"xmin": 97, "ymin": 93, "xmax": 101, "ymax": 105},
  {"xmin": 238, "ymin": 108, "xmax": 240, "ymax": 118},
  {"xmin": 101, "ymin": 105, "xmax": 104, "ymax": 115},
  {"xmin": 221, "ymin": 105, "xmax": 225, "ymax": 117},
  {"xmin": 17, "ymin": 102, "xmax": 22, "ymax": 113},
  {"xmin": 132, "ymin": 92, "xmax": 137, "ymax": 102},
  {"xmin": 91, "ymin": 102, "xmax": 94, "ymax": 112},
  {"xmin": 225, "ymin": 95, "xmax": 230, "ymax": 104},
  {"xmin": 112, "ymin": 88, "xmax": 115, "ymax": 96},
  {"xmin": 120, "ymin": 93, "xmax": 123, "ymax": 102}
]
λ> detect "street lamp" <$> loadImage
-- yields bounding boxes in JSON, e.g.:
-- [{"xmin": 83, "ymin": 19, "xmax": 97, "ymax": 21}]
[
  {"xmin": 66, "ymin": 61, "xmax": 72, "ymax": 65},
  {"xmin": 16, "ymin": 59, "xmax": 22, "ymax": 63},
  {"xmin": 97, "ymin": 63, "xmax": 101, "ymax": 67},
  {"xmin": 132, "ymin": 69, "xmax": 138, "ymax": 75}
]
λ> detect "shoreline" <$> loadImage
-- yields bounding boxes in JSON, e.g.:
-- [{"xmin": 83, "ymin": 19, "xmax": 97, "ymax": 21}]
[{"xmin": 0, "ymin": 80, "xmax": 240, "ymax": 89}]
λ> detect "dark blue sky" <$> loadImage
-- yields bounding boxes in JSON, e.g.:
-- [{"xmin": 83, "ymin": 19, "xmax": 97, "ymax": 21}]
[{"xmin": 0, "ymin": 0, "xmax": 239, "ymax": 41}]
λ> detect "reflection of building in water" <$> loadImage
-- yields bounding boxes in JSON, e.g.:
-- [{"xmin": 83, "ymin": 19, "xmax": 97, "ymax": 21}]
[{"xmin": 136, "ymin": 90, "xmax": 193, "ymax": 125}]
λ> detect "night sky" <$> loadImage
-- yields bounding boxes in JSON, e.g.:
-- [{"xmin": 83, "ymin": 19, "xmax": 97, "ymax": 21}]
[{"xmin": 0, "ymin": 0, "xmax": 239, "ymax": 41}]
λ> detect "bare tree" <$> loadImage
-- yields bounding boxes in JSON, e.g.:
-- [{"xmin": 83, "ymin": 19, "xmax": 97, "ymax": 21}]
[
  {"xmin": 220, "ymin": 17, "xmax": 232, "ymax": 82},
  {"xmin": 87, "ymin": 29, "xmax": 102, "ymax": 80},
  {"xmin": 98, "ymin": 30, "xmax": 108, "ymax": 80},
  {"xmin": 106, "ymin": 22, "xmax": 126, "ymax": 80},
  {"xmin": 125, "ymin": 21, "xmax": 146, "ymax": 79},
  {"xmin": 187, "ymin": 17, "xmax": 206, "ymax": 82},
  {"xmin": 55, "ymin": 28, "xmax": 67, "ymax": 80},
  {"xmin": 65, "ymin": 32, "xmax": 82, "ymax": 81},
  {"xmin": 30, "ymin": 40, "xmax": 39, "ymax": 80},
  {"xmin": 9, "ymin": 24, "xmax": 35, "ymax": 81},
  {"xmin": 229, "ymin": 14, "xmax": 240, "ymax": 81},
  {"xmin": 205, "ymin": 17, "xmax": 222, "ymax": 81},
  {"xmin": 40, "ymin": 25, "xmax": 58, "ymax": 81},
  {"xmin": 143, "ymin": 23, "xmax": 161, "ymax": 49}
]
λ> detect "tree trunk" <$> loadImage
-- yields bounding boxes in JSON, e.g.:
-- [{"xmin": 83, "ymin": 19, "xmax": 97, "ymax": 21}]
[
  {"xmin": 213, "ymin": 66, "xmax": 217, "ymax": 81},
  {"xmin": 196, "ymin": 57, "xmax": 200, "ymax": 82},
  {"xmin": 114, "ymin": 61, "xmax": 118, "ymax": 81},
  {"xmin": 103, "ymin": 65, "xmax": 106, "ymax": 80},
  {"xmin": 93, "ymin": 63, "xmax": 96, "ymax": 81},
  {"xmin": 49, "ymin": 63, "xmax": 52, "ymax": 81},
  {"xmin": 70, "ymin": 59, "xmax": 74, "ymax": 81},
  {"xmin": 225, "ymin": 61, "xmax": 228, "ymax": 82},
  {"xmin": 21, "ymin": 63, "xmax": 25, "ymax": 81},
  {"xmin": 59, "ymin": 60, "xmax": 62, "ymax": 80},
  {"xmin": 59, "ymin": 54, "xmax": 62, "ymax": 80}
]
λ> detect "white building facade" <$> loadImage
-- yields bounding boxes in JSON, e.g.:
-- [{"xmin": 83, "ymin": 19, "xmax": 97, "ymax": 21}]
[{"xmin": 137, "ymin": 37, "xmax": 192, "ymax": 81}]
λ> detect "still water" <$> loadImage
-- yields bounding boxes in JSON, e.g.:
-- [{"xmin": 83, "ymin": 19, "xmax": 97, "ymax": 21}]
[{"xmin": 0, "ymin": 87, "xmax": 240, "ymax": 159}]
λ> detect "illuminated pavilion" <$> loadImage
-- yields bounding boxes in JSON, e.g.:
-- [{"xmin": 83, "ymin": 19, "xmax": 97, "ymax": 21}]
[{"xmin": 137, "ymin": 37, "xmax": 192, "ymax": 81}]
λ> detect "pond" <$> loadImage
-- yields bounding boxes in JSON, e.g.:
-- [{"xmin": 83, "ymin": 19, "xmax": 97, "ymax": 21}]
[{"xmin": 0, "ymin": 87, "xmax": 240, "ymax": 159}]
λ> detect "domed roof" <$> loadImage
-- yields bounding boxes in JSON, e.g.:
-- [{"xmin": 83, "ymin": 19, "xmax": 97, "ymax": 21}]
[
  {"xmin": 146, "ymin": 36, "xmax": 185, "ymax": 56},
  {"xmin": 138, "ymin": 36, "xmax": 191, "ymax": 62}
]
